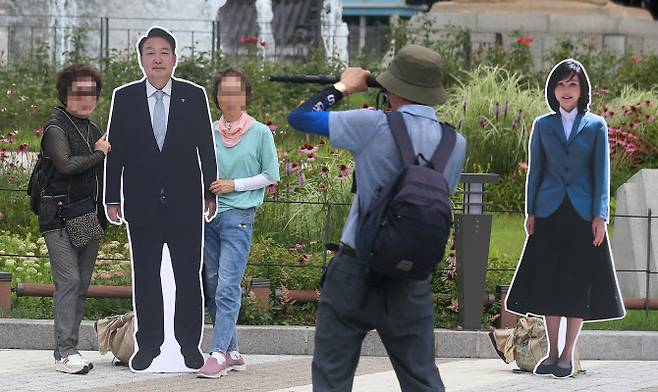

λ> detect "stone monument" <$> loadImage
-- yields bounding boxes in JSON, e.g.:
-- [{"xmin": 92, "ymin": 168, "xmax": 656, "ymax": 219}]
[{"xmin": 612, "ymin": 169, "xmax": 658, "ymax": 299}]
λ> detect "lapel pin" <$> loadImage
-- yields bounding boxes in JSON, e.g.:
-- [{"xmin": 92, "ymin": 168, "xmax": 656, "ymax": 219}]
[{"xmin": 181, "ymin": 98, "xmax": 186, "ymax": 103}]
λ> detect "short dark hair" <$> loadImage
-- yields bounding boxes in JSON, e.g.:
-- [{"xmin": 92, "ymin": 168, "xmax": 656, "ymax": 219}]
[
  {"xmin": 545, "ymin": 59, "xmax": 591, "ymax": 113},
  {"xmin": 211, "ymin": 68, "xmax": 252, "ymax": 110},
  {"xmin": 138, "ymin": 27, "xmax": 176, "ymax": 56},
  {"xmin": 55, "ymin": 63, "xmax": 102, "ymax": 105}
]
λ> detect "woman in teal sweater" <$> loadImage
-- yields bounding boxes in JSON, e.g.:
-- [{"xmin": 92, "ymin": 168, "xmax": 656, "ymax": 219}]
[{"xmin": 198, "ymin": 69, "xmax": 280, "ymax": 379}]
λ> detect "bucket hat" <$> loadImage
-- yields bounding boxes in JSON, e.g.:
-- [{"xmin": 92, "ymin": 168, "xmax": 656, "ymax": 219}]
[{"xmin": 376, "ymin": 44, "xmax": 446, "ymax": 105}]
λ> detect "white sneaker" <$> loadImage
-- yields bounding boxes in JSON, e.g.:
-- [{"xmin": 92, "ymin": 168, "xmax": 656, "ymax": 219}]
[
  {"xmin": 55, "ymin": 354, "xmax": 89, "ymax": 374},
  {"xmin": 80, "ymin": 354, "xmax": 94, "ymax": 370}
]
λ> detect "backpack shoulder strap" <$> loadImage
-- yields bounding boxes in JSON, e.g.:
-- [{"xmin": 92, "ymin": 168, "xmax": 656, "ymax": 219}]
[
  {"xmin": 385, "ymin": 111, "xmax": 415, "ymax": 166},
  {"xmin": 430, "ymin": 122, "xmax": 457, "ymax": 173}
]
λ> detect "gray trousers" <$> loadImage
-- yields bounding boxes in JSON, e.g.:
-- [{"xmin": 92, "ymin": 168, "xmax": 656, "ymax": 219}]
[
  {"xmin": 312, "ymin": 250, "xmax": 445, "ymax": 392},
  {"xmin": 44, "ymin": 229, "xmax": 99, "ymax": 360}
]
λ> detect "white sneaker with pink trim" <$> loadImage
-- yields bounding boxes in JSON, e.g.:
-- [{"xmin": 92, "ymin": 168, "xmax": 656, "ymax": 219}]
[{"xmin": 226, "ymin": 351, "xmax": 246, "ymax": 371}]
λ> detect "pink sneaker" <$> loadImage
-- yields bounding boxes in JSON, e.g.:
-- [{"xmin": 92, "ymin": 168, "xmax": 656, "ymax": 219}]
[
  {"xmin": 227, "ymin": 351, "xmax": 246, "ymax": 371},
  {"xmin": 196, "ymin": 354, "xmax": 228, "ymax": 378}
]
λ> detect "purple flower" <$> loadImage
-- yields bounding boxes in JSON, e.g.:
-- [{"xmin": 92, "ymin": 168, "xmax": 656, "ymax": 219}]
[
  {"xmin": 284, "ymin": 160, "xmax": 293, "ymax": 175},
  {"xmin": 479, "ymin": 116, "xmax": 486, "ymax": 128},
  {"xmin": 504, "ymin": 101, "xmax": 509, "ymax": 115},
  {"xmin": 512, "ymin": 119, "xmax": 518, "ymax": 129},
  {"xmin": 463, "ymin": 100, "xmax": 468, "ymax": 112},
  {"xmin": 297, "ymin": 171, "xmax": 306, "ymax": 187},
  {"xmin": 495, "ymin": 102, "xmax": 500, "ymax": 121},
  {"xmin": 517, "ymin": 109, "xmax": 523, "ymax": 120}
]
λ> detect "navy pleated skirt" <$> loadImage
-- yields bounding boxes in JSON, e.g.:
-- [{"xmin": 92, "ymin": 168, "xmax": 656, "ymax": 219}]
[{"xmin": 506, "ymin": 198, "xmax": 625, "ymax": 321}]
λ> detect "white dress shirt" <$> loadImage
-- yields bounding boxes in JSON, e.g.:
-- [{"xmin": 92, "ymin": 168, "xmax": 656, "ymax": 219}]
[
  {"xmin": 145, "ymin": 78, "xmax": 172, "ymax": 133},
  {"xmin": 559, "ymin": 106, "xmax": 577, "ymax": 141}
]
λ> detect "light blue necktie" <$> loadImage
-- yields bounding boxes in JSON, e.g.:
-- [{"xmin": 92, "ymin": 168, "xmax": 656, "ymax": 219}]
[{"xmin": 153, "ymin": 90, "xmax": 166, "ymax": 151}]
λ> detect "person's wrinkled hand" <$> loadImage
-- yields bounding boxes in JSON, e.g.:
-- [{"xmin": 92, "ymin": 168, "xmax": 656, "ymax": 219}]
[
  {"xmin": 339, "ymin": 67, "xmax": 370, "ymax": 94},
  {"xmin": 209, "ymin": 179, "xmax": 235, "ymax": 195}
]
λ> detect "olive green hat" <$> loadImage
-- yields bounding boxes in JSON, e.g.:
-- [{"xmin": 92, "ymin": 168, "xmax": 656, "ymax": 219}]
[{"xmin": 376, "ymin": 44, "xmax": 446, "ymax": 105}]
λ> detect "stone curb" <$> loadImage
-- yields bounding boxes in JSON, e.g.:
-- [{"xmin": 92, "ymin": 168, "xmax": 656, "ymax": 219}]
[{"xmin": 1, "ymin": 318, "xmax": 657, "ymax": 360}]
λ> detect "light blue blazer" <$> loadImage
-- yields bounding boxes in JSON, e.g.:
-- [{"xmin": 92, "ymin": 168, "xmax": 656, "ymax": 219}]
[{"xmin": 526, "ymin": 111, "xmax": 610, "ymax": 221}]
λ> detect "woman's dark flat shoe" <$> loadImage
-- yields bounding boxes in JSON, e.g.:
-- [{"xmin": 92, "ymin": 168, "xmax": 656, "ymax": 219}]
[
  {"xmin": 552, "ymin": 362, "xmax": 573, "ymax": 378},
  {"xmin": 534, "ymin": 359, "xmax": 556, "ymax": 375}
]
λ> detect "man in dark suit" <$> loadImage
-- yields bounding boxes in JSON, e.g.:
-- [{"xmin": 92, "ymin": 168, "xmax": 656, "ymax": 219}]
[{"xmin": 104, "ymin": 27, "xmax": 217, "ymax": 371}]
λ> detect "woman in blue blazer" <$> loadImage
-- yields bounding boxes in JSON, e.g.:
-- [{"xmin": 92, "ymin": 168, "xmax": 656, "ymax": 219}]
[{"xmin": 506, "ymin": 59, "xmax": 625, "ymax": 378}]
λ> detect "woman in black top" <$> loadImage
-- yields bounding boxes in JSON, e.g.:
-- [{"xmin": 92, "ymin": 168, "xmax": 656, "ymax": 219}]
[{"xmin": 39, "ymin": 64, "xmax": 110, "ymax": 375}]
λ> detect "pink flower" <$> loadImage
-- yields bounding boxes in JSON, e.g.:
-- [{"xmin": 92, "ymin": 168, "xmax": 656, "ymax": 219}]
[
  {"xmin": 266, "ymin": 121, "xmax": 278, "ymax": 133},
  {"xmin": 298, "ymin": 143, "xmax": 319, "ymax": 156},
  {"xmin": 16, "ymin": 143, "xmax": 29, "ymax": 154},
  {"xmin": 265, "ymin": 183, "xmax": 278, "ymax": 194},
  {"xmin": 518, "ymin": 162, "xmax": 528, "ymax": 171},
  {"xmin": 34, "ymin": 127, "xmax": 44, "ymax": 137},
  {"xmin": 631, "ymin": 55, "xmax": 641, "ymax": 63},
  {"xmin": 307, "ymin": 153, "xmax": 316, "ymax": 162},
  {"xmin": 319, "ymin": 183, "xmax": 327, "ymax": 191},
  {"xmin": 339, "ymin": 164, "xmax": 353, "ymax": 176}
]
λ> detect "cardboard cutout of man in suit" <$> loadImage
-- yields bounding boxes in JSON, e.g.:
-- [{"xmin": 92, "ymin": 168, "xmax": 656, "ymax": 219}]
[{"xmin": 104, "ymin": 27, "xmax": 217, "ymax": 372}]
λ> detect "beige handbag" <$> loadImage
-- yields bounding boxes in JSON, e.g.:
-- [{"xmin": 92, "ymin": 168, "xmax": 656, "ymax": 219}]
[
  {"xmin": 95, "ymin": 311, "xmax": 135, "ymax": 365},
  {"xmin": 490, "ymin": 316, "xmax": 582, "ymax": 374},
  {"xmin": 513, "ymin": 317, "xmax": 549, "ymax": 371}
]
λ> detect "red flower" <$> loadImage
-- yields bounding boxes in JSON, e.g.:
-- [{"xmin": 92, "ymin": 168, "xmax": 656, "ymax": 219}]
[
  {"xmin": 239, "ymin": 38, "xmax": 247, "ymax": 44},
  {"xmin": 631, "ymin": 55, "xmax": 641, "ymax": 63},
  {"xmin": 516, "ymin": 36, "xmax": 533, "ymax": 46}
]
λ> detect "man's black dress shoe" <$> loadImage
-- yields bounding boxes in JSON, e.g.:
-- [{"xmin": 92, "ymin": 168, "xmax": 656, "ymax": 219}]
[
  {"xmin": 130, "ymin": 348, "xmax": 161, "ymax": 371},
  {"xmin": 181, "ymin": 348, "xmax": 204, "ymax": 369}
]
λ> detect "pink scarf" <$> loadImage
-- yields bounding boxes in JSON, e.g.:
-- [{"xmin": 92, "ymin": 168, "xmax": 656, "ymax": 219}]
[{"xmin": 216, "ymin": 112, "xmax": 254, "ymax": 147}]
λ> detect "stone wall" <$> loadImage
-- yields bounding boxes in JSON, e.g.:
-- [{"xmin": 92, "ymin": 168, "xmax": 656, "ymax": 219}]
[{"xmin": 421, "ymin": 0, "xmax": 658, "ymax": 69}]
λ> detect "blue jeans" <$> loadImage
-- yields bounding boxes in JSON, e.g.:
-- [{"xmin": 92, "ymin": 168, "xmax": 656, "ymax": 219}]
[{"xmin": 203, "ymin": 207, "xmax": 256, "ymax": 353}]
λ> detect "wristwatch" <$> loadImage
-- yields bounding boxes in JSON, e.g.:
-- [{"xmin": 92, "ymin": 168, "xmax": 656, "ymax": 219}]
[{"xmin": 333, "ymin": 82, "xmax": 348, "ymax": 94}]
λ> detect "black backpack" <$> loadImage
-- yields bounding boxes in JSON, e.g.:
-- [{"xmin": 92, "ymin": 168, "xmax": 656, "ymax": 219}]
[
  {"xmin": 27, "ymin": 129, "xmax": 55, "ymax": 215},
  {"xmin": 355, "ymin": 111, "xmax": 457, "ymax": 280}
]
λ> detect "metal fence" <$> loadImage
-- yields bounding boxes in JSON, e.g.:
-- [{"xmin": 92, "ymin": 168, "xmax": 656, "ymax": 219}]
[
  {"xmin": 0, "ymin": 181, "xmax": 655, "ymax": 314},
  {"xmin": 0, "ymin": 14, "xmax": 392, "ymax": 66}
]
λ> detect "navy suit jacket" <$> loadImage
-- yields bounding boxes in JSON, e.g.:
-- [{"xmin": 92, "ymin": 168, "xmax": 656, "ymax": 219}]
[
  {"xmin": 526, "ymin": 111, "xmax": 610, "ymax": 222},
  {"xmin": 104, "ymin": 78, "xmax": 217, "ymax": 226}
]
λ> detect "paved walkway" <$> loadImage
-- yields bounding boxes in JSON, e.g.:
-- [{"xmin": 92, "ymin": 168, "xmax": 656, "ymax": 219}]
[{"xmin": 2, "ymin": 349, "xmax": 658, "ymax": 391}]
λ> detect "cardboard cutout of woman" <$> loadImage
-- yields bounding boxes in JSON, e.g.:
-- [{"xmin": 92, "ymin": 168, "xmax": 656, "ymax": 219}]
[{"xmin": 505, "ymin": 58, "xmax": 625, "ymax": 378}]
